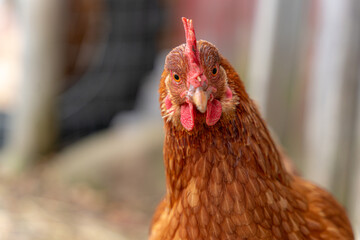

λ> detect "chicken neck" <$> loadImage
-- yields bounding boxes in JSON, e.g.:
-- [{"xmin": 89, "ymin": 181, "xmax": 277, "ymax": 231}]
[{"xmin": 163, "ymin": 96, "xmax": 290, "ymax": 206}]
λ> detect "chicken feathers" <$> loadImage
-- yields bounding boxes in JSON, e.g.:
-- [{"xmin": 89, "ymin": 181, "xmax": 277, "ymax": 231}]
[{"xmin": 149, "ymin": 17, "xmax": 354, "ymax": 240}]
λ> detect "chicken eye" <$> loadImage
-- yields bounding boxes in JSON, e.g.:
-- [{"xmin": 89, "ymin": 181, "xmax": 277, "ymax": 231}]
[
  {"xmin": 212, "ymin": 66, "xmax": 218, "ymax": 76},
  {"xmin": 173, "ymin": 73, "xmax": 181, "ymax": 83}
]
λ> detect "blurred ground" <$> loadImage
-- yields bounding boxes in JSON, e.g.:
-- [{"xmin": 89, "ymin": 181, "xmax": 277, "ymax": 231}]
[
  {"xmin": 0, "ymin": 172, "xmax": 132, "ymax": 240},
  {"xmin": 0, "ymin": 124, "xmax": 164, "ymax": 240}
]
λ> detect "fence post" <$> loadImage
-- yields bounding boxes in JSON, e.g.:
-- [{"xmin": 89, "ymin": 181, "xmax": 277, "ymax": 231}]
[{"xmin": 1, "ymin": 0, "xmax": 63, "ymax": 173}]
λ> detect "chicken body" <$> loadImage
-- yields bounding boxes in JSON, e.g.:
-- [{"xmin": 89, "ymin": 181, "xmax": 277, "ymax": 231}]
[{"xmin": 149, "ymin": 18, "xmax": 354, "ymax": 240}]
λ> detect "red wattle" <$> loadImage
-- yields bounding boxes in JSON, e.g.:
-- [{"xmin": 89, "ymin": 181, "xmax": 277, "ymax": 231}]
[
  {"xmin": 206, "ymin": 99, "xmax": 222, "ymax": 126},
  {"xmin": 181, "ymin": 102, "xmax": 195, "ymax": 131}
]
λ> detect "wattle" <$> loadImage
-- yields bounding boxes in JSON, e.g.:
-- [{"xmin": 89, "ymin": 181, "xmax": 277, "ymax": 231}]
[
  {"xmin": 180, "ymin": 99, "xmax": 222, "ymax": 131},
  {"xmin": 206, "ymin": 99, "xmax": 222, "ymax": 126},
  {"xmin": 180, "ymin": 102, "xmax": 195, "ymax": 131}
]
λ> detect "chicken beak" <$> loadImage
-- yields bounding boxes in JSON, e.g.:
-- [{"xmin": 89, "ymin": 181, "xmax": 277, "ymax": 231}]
[{"xmin": 193, "ymin": 87, "xmax": 208, "ymax": 113}]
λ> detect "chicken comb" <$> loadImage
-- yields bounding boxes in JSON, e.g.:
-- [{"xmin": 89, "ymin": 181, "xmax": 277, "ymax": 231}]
[
  {"xmin": 182, "ymin": 17, "xmax": 200, "ymax": 64},
  {"xmin": 182, "ymin": 17, "xmax": 202, "ymax": 86}
]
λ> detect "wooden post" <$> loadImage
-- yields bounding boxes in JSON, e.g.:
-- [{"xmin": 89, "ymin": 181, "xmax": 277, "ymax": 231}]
[
  {"xmin": 1, "ymin": 0, "xmax": 63, "ymax": 173},
  {"xmin": 247, "ymin": 0, "xmax": 280, "ymax": 116},
  {"xmin": 304, "ymin": 0, "xmax": 351, "ymax": 189},
  {"xmin": 344, "ymin": 0, "xmax": 360, "ymax": 236}
]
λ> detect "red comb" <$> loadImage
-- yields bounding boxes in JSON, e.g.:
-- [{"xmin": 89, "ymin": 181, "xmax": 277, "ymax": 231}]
[
  {"xmin": 182, "ymin": 17, "xmax": 202, "ymax": 87},
  {"xmin": 182, "ymin": 17, "xmax": 200, "ymax": 64}
]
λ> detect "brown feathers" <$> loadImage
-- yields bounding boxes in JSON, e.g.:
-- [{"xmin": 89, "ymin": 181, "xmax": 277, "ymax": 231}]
[{"xmin": 150, "ymin": 22, "xmax": 354, "ymax": 239}]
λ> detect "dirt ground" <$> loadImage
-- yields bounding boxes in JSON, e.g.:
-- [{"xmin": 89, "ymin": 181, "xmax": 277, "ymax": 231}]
[{"xmin": 0, "ymin": 121, "xmax": 165, "ymax": 240}]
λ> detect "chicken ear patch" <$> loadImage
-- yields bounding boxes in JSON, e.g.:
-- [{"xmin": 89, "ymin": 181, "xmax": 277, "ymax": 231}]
[
  {"xmin": 206, "ymin": 99, "xmax": 222, "ymax": 126},
  {"xmin": 164, "ymin": 95, "xmax": 172, "ymax": 110},
  {"xmin": 181, "ymin": 102, "xmax": 195, "ymax": 131}
]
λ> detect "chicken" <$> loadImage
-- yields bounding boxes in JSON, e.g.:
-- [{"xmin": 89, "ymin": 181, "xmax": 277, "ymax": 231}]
[{"xmin": 149, "ymin": 17, "xmax": 354, "ymax": 240}]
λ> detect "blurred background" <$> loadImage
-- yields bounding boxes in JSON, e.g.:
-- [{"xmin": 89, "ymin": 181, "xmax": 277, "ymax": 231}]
[{"xmin": 0, "ymin": 0, "xmax": 359, "ymax": 239}]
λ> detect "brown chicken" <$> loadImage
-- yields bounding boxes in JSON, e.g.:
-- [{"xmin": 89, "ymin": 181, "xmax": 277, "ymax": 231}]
[{"xmin": 149, "ymin": 17, "xmax": 354, "ymax": 240}]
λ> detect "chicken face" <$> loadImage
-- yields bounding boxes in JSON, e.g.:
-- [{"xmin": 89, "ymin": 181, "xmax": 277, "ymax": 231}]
[{"xmin": 162, "ymin": 18, "xmax": 234, "ymax": 131}]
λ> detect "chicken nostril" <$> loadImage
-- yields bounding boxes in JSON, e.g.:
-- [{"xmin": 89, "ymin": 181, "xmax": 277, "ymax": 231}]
[{"xmin": 202, "ymin": 81, "xmax": 208, "ymax": 89}]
